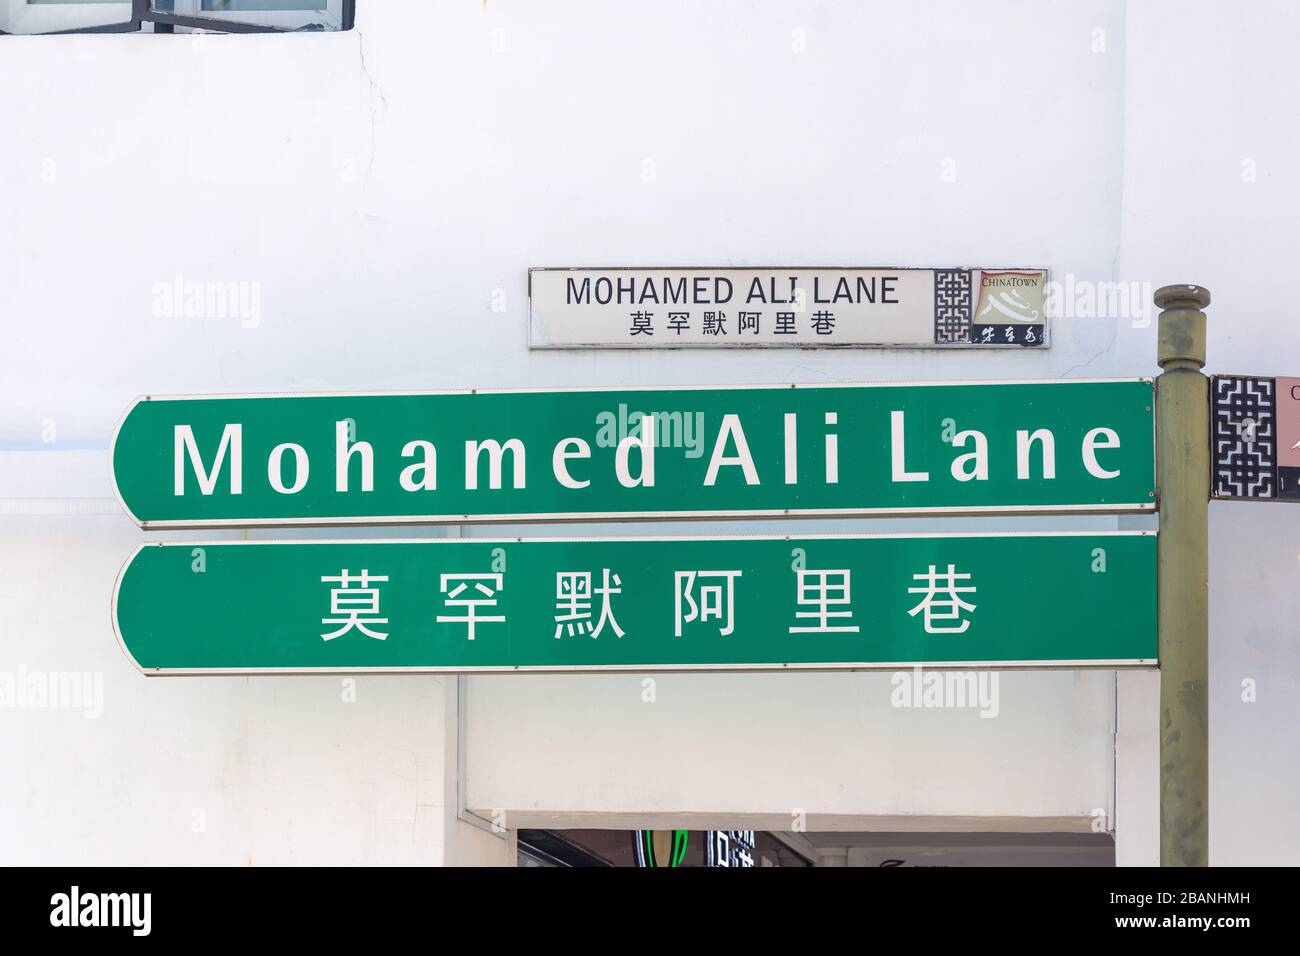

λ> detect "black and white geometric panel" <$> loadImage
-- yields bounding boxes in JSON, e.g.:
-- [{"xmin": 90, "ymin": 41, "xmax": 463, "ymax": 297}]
[
  {"xmin": 1212, "ymin": 375, "xmax": 1276, "ymax": 499},
  {"xmin": 933, "ymin": 269, "xmax": 972, "ymax": 344}
]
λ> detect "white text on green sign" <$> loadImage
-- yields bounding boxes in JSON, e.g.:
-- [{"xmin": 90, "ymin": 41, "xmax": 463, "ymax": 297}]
[{"xmin": 110, "ymin": 379, "xmax": 1155, "ymax": 527}]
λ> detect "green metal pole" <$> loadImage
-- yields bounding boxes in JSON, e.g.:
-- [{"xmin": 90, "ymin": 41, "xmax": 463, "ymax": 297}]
[{"xmin": 1154, "ymin": 283, "xmax": 1211, "ymax": 866}]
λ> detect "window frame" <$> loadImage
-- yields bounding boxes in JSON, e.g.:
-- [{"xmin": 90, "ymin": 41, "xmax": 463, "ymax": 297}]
[{"xmin": 0, "ymin": 0, "xmax": 355, "ymax": 35}]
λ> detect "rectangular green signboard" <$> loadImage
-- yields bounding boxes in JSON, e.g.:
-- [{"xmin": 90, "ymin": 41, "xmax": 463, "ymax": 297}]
[
  {"xmin": 112, "ymin": 532, "xmax": 1157, "ymax": 674},
  {"xmin": 110, "ymin": 380, "xmax": 1155, "ymax": 527}
]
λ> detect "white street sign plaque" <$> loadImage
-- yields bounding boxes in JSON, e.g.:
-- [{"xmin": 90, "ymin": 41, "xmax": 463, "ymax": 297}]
[{"xmin": 529, "ymin": 267, "xmax": 1048, "ymax": 349}]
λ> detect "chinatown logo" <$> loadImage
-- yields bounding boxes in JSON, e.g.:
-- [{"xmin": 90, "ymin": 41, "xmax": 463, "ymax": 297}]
[
  {"xmin": 633, "ymin": 829, "xmax": 689, "ymax": 868},
  {"xmin": 632, "ymin": 829, "xmax": 757, "ymax": 867}
]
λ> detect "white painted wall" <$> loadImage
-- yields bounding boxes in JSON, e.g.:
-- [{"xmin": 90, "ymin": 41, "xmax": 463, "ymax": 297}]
[
  {"xmin": 0, "ymin": 456, "xmax": 508, "ymax": 865},
  {"xmin": 467, "ymin": 667, "xmax": 1118, "ymax": 832},
  {"xmin": 1, "ymin": 0, "xmax": 1296, "ymax": 864}
]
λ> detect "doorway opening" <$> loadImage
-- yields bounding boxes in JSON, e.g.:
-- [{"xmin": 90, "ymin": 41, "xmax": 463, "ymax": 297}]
[{"xmin": 516, "ymin": 829, "xmax": 1114, "ymax": 867}]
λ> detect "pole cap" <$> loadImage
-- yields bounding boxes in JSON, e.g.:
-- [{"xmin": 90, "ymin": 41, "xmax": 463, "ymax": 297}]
[
  {"xmin": 1155, "ymin": 284, "xmax": 1209, "ymax": 369},
  {"xmin": 1154, "ymin": 284, "xmax": 1211, "ymax": 310}
]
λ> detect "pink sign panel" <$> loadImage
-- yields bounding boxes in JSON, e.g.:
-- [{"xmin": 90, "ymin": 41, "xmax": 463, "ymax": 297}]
[{"xmin": 1277, "ymin": 377, "xmax": 1300, "ymax": 498}]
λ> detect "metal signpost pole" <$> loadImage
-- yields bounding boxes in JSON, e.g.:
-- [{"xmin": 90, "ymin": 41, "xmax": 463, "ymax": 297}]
[{"xmin": 1155, "ymin": 284, "xmax": 1212, "ymax": 866}]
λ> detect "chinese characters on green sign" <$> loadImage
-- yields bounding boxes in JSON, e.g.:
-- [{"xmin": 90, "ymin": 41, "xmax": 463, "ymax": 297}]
[{"xmin": 113, "ymin": 533, "xmax": 1156, "ymax": 674}]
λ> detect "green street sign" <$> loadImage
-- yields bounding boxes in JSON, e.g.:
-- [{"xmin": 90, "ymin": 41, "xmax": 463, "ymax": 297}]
[
  {"xmin": 112, "ymin": 532, "xmax": 1156, "ymax": 674},
  {"xmin": 110, "ymin": 380, "xmax": 1155, "ymax": 527}
]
